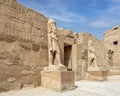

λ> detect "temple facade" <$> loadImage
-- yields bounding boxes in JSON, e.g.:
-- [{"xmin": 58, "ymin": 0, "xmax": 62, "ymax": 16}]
[{"xmin": 0, "ymin": 0, "xmax": 119, "ymax": 92}]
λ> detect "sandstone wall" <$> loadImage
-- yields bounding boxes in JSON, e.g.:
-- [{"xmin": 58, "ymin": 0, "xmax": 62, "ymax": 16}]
[
  {"xmin": 103, "ymin": 26, "xmax": 120, "ymax": 75},
  {"xmin": 0, "ymin": 0, "xmax": 48, "ymax": 92},
  {"xmin": 75, "ymin": 32, "xmax": 108, "ymax": 80}
]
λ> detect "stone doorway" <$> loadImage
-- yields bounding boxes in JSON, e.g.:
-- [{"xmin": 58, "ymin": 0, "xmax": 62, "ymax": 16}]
[{"xmin": 64, "ymin": 43, "xmax": 72, "ymax": 71}]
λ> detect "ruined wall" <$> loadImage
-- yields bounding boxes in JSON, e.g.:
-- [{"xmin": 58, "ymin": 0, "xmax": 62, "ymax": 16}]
[
  {"xmin": 75, "ymin": 32, "xmax": 108, "ymax": 80},
  {"xmin": 0, "ymin": 0, "xmax": 48, "ymax": 92},
  {"xmin": 57, "ymin": 32, "xmax": 108, "ymax": 81},
  {"xmin": 103, "ymin": 26, "xmax": 120, "ymax": 75}
]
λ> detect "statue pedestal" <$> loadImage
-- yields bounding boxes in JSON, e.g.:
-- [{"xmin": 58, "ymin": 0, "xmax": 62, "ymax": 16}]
[
  {"xmin": 87, "ymin": 67, "xmax": 108, "ymax": 81},
  {"xmin": 41, "ymin": 70, "xmax": 75, "ymax": 92}
]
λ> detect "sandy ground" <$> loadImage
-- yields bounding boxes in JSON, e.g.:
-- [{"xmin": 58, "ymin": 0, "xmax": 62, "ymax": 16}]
[{"xmin": 0, "ymin": 75, "xmax": 120, "ymax": 96}]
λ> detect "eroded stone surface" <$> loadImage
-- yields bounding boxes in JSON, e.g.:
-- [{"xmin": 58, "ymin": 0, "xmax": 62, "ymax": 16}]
[
  {"xmin": 0, "ymin": 0, "xmax": 120, "ymax": 93},
  {"xmin": 41, "ymin": 70, "xmax": 75, "ymax": 92},
  {"xmin": 103, "ymin": 26, "xmax": 120, "ymax": 75},
  {"xmin": 0, "ymin": 0, "xmax": 48, "ymax": 92}
]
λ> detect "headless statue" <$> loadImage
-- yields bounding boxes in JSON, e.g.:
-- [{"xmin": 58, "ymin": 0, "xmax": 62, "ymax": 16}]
[{"xmin": 88, "ymin": 40, "xmax": 98, "ymax": 68}]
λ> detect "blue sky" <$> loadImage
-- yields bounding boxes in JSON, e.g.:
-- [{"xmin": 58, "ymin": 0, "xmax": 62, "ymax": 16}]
[{"xmin": 17, "ymin": 0, "xmax": 120, "ymax": 40}]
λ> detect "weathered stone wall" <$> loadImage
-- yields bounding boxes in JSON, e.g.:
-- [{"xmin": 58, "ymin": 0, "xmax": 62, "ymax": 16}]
[
  {"xmin": 103, "ymin": 26, "xmax": 120, "ymax": 75},
  {"xmin": 0, "ymin": 0, "xmax": 48, "ymax": 44},
  {"xmin": 0, "ymin": 0, "xmax": 48, "ymax": 92}
]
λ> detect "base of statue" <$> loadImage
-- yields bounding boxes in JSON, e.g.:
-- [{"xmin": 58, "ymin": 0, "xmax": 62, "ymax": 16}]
[
  {"xmin": 87, "ymin": 67, "xmax": 108, "ymax": 81},
  {"xmin": 41, "ymin": 70, "xmax": 75, "ymax": 92},
  {"xmin": 44, "ymin": 65, "xmax": 67, "ymax": 71}
]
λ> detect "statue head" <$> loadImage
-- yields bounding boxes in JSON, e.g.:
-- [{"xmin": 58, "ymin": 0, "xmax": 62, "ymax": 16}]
[
  {"xmin": 48, "ymin": 18, "xmax": 56, "ymax": 24},
  {"xmin": 48, "ymin": 18, "xmax": 57, "ymax": 33},
  {"xmin": 88, "ymin": 40, "xmax": 93, "ymax": 47}
]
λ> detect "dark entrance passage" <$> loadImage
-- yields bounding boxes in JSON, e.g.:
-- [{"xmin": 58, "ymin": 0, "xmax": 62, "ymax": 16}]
[{"xmin": 64, "ymin": 43, "xmax": 72, "ymax": 71}]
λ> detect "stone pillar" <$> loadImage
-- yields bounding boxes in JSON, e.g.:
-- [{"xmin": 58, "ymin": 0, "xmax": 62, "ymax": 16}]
[{"xmin": 72, "ymin": 44, "xmax": 83, "ymax": 81}]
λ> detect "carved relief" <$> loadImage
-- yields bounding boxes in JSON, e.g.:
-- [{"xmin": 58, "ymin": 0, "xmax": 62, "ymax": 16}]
[
  {"xmin": 81, "ymin": 49, "xmax": 88, "ymax": 71},
  {"xmin": 75, "ymin": 33, "xmax": 83, "ymax": 44},
  {"xmin": 107, "ymin": 49, "xmax": 114, "ymax": 66}
]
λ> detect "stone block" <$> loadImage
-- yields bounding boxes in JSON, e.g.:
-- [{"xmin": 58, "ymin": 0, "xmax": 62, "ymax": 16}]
[
  {"xmin": 87, "ymin": 69, "xmax": 108, "ymax": 81},
  {"xmin": 41, "ymin": 70, "xmax": 75, "ymax": 92}
]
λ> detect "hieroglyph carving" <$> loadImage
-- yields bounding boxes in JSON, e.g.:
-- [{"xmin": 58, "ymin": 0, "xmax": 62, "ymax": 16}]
[{"xmin": 107, "ymin": 49, "xmax": 114, "ymax": 66}]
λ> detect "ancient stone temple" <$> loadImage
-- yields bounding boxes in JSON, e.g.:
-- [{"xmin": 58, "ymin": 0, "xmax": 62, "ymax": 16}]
[
  {"xmin": 103, "ymin": 26, "xmax": 120, "ymax": 75},
  {"xmin": 0, "ymin": 0, "xmax": 119, "ymax": 92}
]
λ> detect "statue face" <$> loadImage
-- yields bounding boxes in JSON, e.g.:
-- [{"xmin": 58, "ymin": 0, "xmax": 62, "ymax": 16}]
[
  {"xmin": 88, "ymin": 40, "xmax": 93, "ymax": 46},
  {"xmin": 51, "ymin": 22, "xmax": 56, "ymax": 27}
]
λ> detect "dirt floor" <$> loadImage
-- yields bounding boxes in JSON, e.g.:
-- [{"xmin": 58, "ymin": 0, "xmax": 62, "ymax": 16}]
[{"xmin": 0, "ymin": 75, "xmax": 120, "ymax": 96}]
